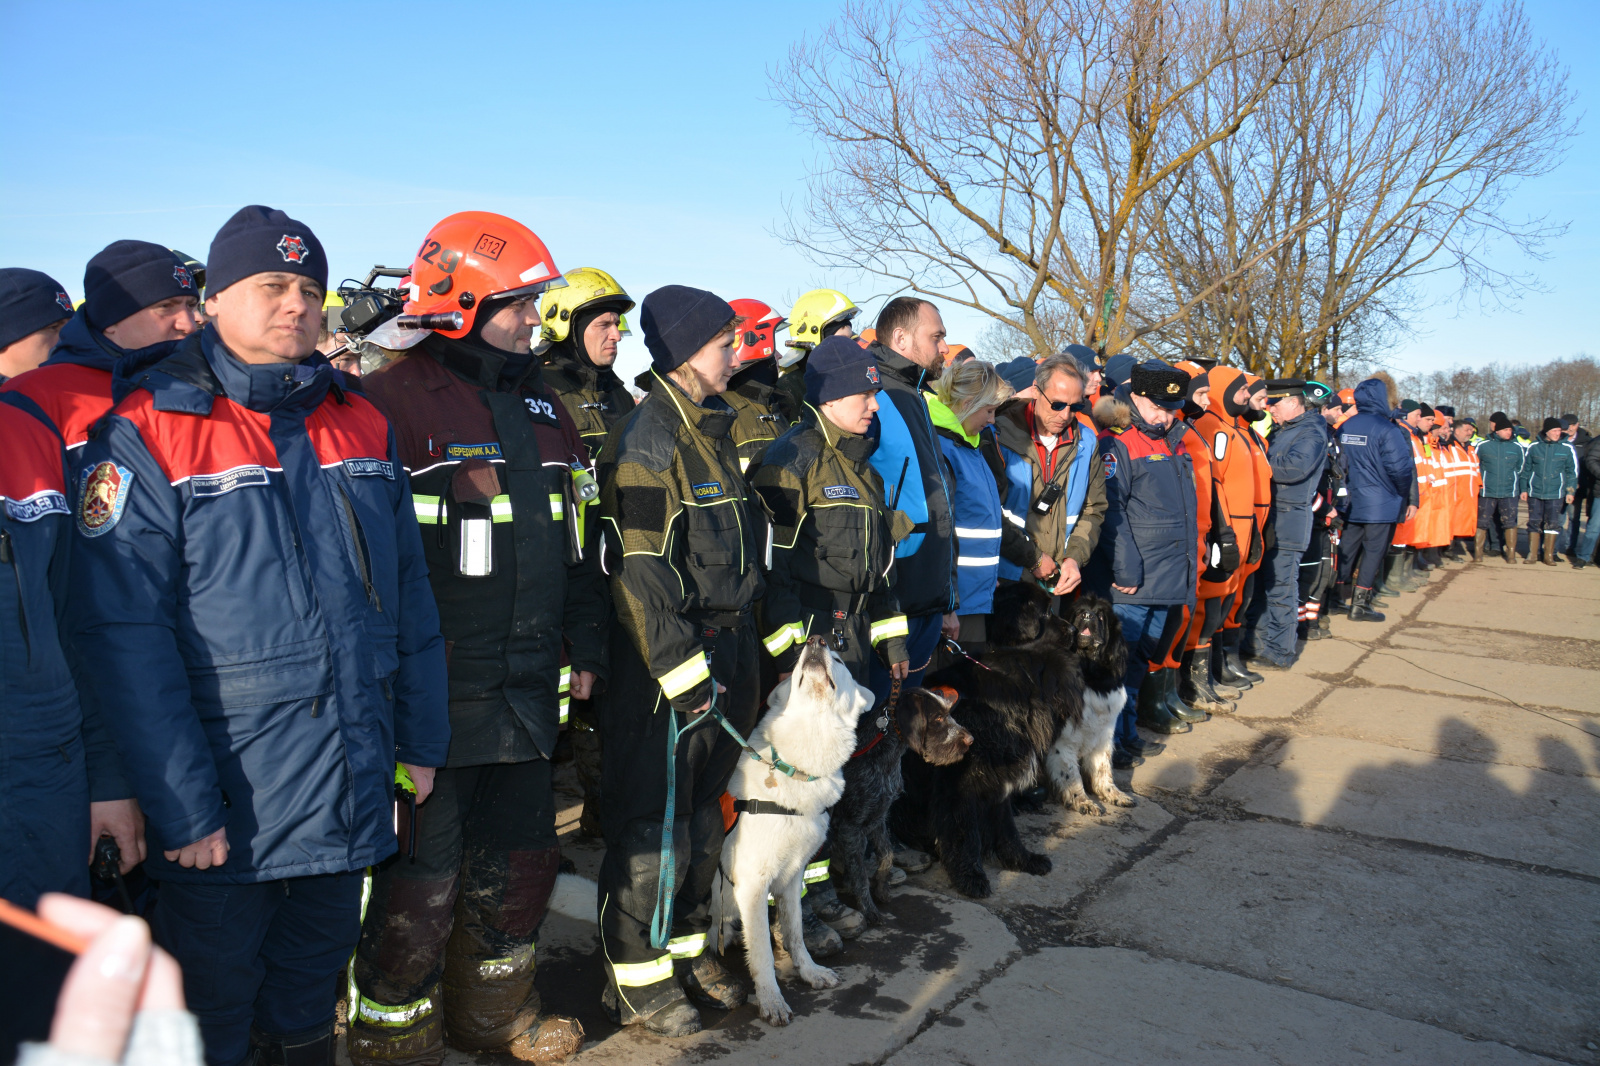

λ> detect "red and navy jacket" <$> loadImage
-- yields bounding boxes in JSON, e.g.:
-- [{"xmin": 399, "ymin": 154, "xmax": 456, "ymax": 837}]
[
  {"xmin": 0, "ymin": 310, "xmax": 182, "ymax": 451},
  {"xmin": 1086, "ymin": 386, "xmax": 1199, "ymax": 607},
  {"xmin": 0, "ymin": 401, "xmax": 130, "ymax": 906},
  {"xmin": 68, "ymin": 328, "xmax": 450, "ymax": 884}
]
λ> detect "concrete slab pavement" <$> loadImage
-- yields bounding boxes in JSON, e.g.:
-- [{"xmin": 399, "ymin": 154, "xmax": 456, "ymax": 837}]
[
  {"xmin": 1076, "ymin": 820, "xmax": 1600, "ymax": 1063},
  {"xmin": 1213, "ymin": 733, "xmax": 1600, "ymax": 875},
  {"xmin": 885, "ymin": 946, "xmax": 1562, "ymax": 1066}
]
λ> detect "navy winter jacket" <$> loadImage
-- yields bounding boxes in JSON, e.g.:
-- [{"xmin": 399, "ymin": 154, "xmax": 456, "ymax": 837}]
[
  {"xmin": 1265, "ymin": 411, "xmax": 1328, "ymax": 554},
  {"xmin": 0, "ymin": 402, "xmax": 128, "ymax": 906},
  {"xmin": 1336, "ymin": 379, "xmax": 1416, "ymax": 525},
  {"xmin": 1475, "ymin": 437, "xmax": 1525, "ymax": 499},
  {"xmin": 1518, "ymin": 439, "xmax": 1577, "ymax": 500},
  {"xmin": 68, "ymin": 329, "xmax": 450, "ymax": 883},
  {"xmin": 1085, "ymin": 389, "xmax": 1198, "ymax": 607}
]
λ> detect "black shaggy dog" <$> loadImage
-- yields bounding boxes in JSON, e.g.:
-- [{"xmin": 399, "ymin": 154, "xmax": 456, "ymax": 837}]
[
  {"xmin": 890, "ymin": 583, "xmax": 1126, "ymax": 898},
  {"xmin": 831, "ymin": 686, "xmax": 972, "ymax": 924}
]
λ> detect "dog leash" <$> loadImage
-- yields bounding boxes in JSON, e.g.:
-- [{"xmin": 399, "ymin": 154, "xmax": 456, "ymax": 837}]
[{"xmin": 852, "ymin": 673, "xmax": 903, "ymax": 758}]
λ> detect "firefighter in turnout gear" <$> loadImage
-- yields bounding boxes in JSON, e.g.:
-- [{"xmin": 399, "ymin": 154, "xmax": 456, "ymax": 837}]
[
  {"xmin": 723, "ymin": 298, "xmax": 796, "ymax": 471},
  {"xmin": 539, "ymin": 266, "xmax": 635, "ymax": 837},
  {"xmin": 595, "ymin": 285, "xmax": 765, "ymax": 1037},
  {"xmin": 776, "ymin": 288, "xmax": 857, "ymax": 421},
  {"xmin": 541, "ymin": 266, "xmax": 637, "ymax": 460},
  {"xmin": 349, "ymin": 212, "xmax": 606, "ymax": 1065}
]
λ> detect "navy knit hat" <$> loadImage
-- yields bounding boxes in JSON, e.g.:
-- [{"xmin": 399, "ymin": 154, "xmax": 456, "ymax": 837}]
[
  {"xmin": 206, "ymin": 205, "xmax": 327, "ymax": 297},
  {"xmin": 995, "ymin": 356, "xmax": 1038, "ymax": 394},
  {"xmin": 1103, "ymin": 352, "xmax": 1136, "ymax": 389},
  {"xmin": 1490, "ymin": 411, "xmax": 1511, "ymax": 432},
  {"xmin": 1129, "ymin": 360, "xmax": 1188, "ymax": 410},
  {"xmin": 0, "ymin": 268, "xmax": 73, "ymax": 351},
  {"xmin": 83, "ymin": 240, "xmax": 198, "ymax": 330},
  {"xmin": 640, "ymin": 284, "xmax": 735, "ymax": 373},
  {"xmin": 1542, "ymin": 416, "xmax": 1563, "ymax": 435},
  {"xmin": 806, "ymin": 335, "xmax": 881, "ymax": 405},
  {"xmin": 1063, "ymin": 343, "xmax": 1100, "ymax": 376},
  {"xmin": 1433, "ymin": 404, "xmax": 1455, "ymax": 418}
]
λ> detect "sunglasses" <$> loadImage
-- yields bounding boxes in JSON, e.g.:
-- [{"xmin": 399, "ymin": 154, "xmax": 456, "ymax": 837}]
[{"xmin": 1045, "ymin": 398, "xmax": 1074, "ymax": 411}]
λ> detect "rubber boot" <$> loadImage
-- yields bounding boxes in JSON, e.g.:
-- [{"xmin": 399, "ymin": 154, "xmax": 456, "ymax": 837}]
[
  {"xmin": 1123, "ymin": 729, "xmax": 1165, "ymax": 758},
  {"xmin": 1134, "ymin": 669, "xmax": 1191, "ymax": 734},
  {"xmin": 1525, "ymin": 532, "xmax": 1542, "ymax": 564},
  {"xmin": 347, "ymin": 981, "xmax": 445, "ymax": 1065},
  {"xmin": 678, "ymin": 951, "xmax": 747, "ymax": 1011},
  {"xmin": 1374, "ymin": 550, "xmax": 1401, "ymax": 597},
  {"xmin": 1472, "ymin": 530, "xmax": 1486, "ymax": 562},
  {"xmin": 1542, "ymin": 532, "xmax": 1560, "ymax": 565},
  {"xmin": 1221, "ymin": 632, "xmax": 1264, "ymax": 685},
  {"xmin": 1347, "ymin": 587, "xmax": 1385, "ymax": 622},
  {"xmin": 1502, "ymin": 527, "xmax": 1517, "ymax": 564},
  {"xmin": 1212, "ymin": 633, "xmax": 1252, "ymax": 691},
  {"xmin": 1181, "ymin": 649, "xmax": 1234, "ymax": 714},
  {"xmin": 1159, "ymin": 666, "xmax": 1208, "ymax": 723},
  {"xmin": 1316, "ymin": 613, "xmax": 1333, "ymax": 639},
  {"xmin": 1392, "ymin": 549, "xmax": 1420, "ymax": 591}
]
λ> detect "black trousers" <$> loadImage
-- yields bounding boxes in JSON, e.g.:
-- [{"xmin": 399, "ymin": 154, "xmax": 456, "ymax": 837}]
[
  {"xmin": 351, "ymin": 759, "xmax": 560, "ymax": 1053},
  {"xmin": 596, "ymin": 622, "xmax": 760, "ymax": 1019},
  {"xmin": 1338, "ymin": 521, "xmax": 1394, "ymax": 589}
]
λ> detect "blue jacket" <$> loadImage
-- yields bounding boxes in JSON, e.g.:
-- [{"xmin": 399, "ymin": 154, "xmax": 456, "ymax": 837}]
[
  {"xmin": 928, "ymin": 397, "xmax": 1003, "ymax": 615},
  {"xmin": 1265, "ymin": 411, "xmax": 1328, "ymax": 553},
  {"xmin": 0, "ymin": 401, "xmax": 109, "ymax": 907},
  {"xmin": 865, "ymin": 343, "xmax": 957, "ymax": 615},
  {"xmin": 1518, "ymin": 439, "xmax": 1577, "ymax": 499},
  {"xmin": 68, "ymin": 329, "xmax": 450, "ymax": 883},
  {"xmin": 1085, "ymin": 389, "xmax": 1198, "ymax": 607},
  {"xmin": 1336, "ymin": 379, "xmax": 1415, "ymax": 524}
]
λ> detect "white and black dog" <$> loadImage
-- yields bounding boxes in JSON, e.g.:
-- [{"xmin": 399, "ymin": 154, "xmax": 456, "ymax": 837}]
[{"xmin": 711, "ymin": 637, "xmax": 870, "ymax": 1026}]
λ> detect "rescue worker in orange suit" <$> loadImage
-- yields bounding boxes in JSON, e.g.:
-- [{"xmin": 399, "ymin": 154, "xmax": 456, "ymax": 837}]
[
  {"xmin": 349, "ymin": 213, "xmax": 607, "ymax": 1064},
  {"xmin": 1172, "ymin": 362, "xmax": 1236, "ymax": 717},
  {"xmin": 1453, "ymin": 415, "xmax": 1487, "ymax": 559},
  {"xmin": 1385, "ymin": 400, "xmax": 1437, "ymax": 593},
  {"xmin": 1215, "ymin": 375, "xmax": 1270, "ymax": 690},
  {"xmin": 1417, "ymin": 404, "xmax": 1455, "ymax": 570},
  {"xmin": 1189, "ymin": 366, "xmax": 1256, "ymax": 702}
]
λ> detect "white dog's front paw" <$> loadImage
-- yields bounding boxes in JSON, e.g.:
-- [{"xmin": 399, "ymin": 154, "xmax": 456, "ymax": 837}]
[
  {"xmin": 798, "ymin": 964, "xmax": 840, "ymax": 990},
  {"xmin": 1108, "ymin": 789, "xmax": 1139, "ymax": 808},
  {"xmin": 758, "ymin": 992, "xmax": 794, "ymax": 1026}
]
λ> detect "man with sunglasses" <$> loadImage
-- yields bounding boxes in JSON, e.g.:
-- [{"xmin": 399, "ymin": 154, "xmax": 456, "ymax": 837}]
[{"xmin": 990, "ymin": 350, "xmax": 1108, "ymax": 599}]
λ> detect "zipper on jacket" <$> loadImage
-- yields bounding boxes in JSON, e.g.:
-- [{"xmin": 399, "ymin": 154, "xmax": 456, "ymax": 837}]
[
  {"xmin": 336, "ymin": 487, "xmax": 382, "ymax": 612},
  {"xmin": 2, "ymin": 531, "xmax": 30, "ymax": 663}
]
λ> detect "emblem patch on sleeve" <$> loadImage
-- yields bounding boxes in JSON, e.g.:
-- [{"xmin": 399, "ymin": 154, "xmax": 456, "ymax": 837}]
[
  {"xmin": 1102, "ymin": 454, "xmax": 1117, "ymax": 480},
  {"xmin": 78, "ymin": 461, "xmax": 133, "ymax": 537}
]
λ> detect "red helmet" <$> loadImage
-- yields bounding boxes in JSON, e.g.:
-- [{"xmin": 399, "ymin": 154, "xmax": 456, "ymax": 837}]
[
  {"xmin": 729, "ymin": 298, "xmax": 786, "ymax": 364},
  {"xmin": 403, "ymin": 211, "xmax": 564, "ymax": 338}
]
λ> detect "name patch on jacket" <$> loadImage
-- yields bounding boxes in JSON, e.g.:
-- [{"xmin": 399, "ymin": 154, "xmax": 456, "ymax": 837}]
[
  {"xmin": 78, "ymin": 461, "xmax": 133, "ymax": 536},
  {"xmin": 1341, "ymin": 434, "xmax": 1367, "ymax": 446},
  {"xmin": 445, "ymin": 442, "xmax": 503, "ymax": 460},
  {"xmin": 343, "ymin": 458, "xmax": 395, "ymax": 479},
  {"xmin": 189, "ymin": 466, "xmax": 271, "ymax": 498},
  {"xmin": 822, "ymin": 484, "xmax": 860, "ymax": 500},
  {"xmin": 4, "ymin": 490, "xmax": 69, "ymax": 523},
  {"xmin": 691, "ymin": 482, "xmax": 724, "ymax": 500},
  {"xmin": 1144, "ymin": 454, "xmax": 1170, "ymax": 462}
]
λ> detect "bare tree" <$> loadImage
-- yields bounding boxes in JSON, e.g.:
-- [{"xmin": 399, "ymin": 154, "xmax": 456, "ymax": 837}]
[
  {"xmin": 1140, "ymin": 0, "xmax": 1576, "ymax": 378},
  {"xmin": 1401, "ymin": 355, "xmax": 1600, "ymax": 426},
  {"xmin": 776, "ymin": 0, "xmax": 1364, "ymax": 357}
]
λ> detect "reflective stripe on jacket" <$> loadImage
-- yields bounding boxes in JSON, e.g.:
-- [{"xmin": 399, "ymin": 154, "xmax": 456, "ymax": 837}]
[{"xmin": 927, "ymin": 395, "xmax": 1003, "ymax": 615}]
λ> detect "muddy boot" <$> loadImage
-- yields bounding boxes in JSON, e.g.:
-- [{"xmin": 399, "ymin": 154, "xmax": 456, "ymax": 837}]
[
  {"xmin": 1181, "ymin": 649, "xmax": 1234, "ymax": 715},
  {"xmin": 1374, "ymin": 550, "xmax": 1401, "ymax": 596},
  {"xmin": 1221, "ymin": 633, "xmax": 1264, "ymax": 685},
  {"xmin": 1159, "ymin": 666, "xmax": 1208, "ymax": 724},
  {"xmin": 504, "ymin": 1017, "xmax": 584, "ymax": 1063},
  {"xmin": 347, "ymin": 982, "xmax": 445, "ymax": 1065},
  {"xmin": 773, "ymin": 895, "xmax": 843, "ymax": 959},
  {"xmin": 1502, "ymin": 526, "xmax": 1518, "ymax": 563},
  {"xmin": 1316, "ymin": 613, "xmax": 1333, "ymax": 639},
  {"xmin": 1472, "ymin": 530, "xmax": 1487, "ymax": 562},
  {"xmin": 1347, "ymin": 587, "xmax": 1385, "ymax": 623},
  {"xmin": 808, "ymin": 876, "xmax": 865, "ymax": 939},
  {"xmin": 678, "ymin": 950, "xmax": 747, "ymax": 1011},
  {"xmin": 1525, "ymin": 533, "xmax": 1542, "ymax": 563},
  {"xmin": 1135, "ymin": 669, "xmax": 1191, "ymax": 735},
  {"xmin": 1541, "ymin": 532, "xmax": 1560, "ymax": 565},
  {"xmin": 600, "ymin": 982, "xmax": 701, "ymax": 1038},
  {"xmin": 892, "ymin": 838, "xmax": 934, "ymax": 874},
  {"xmin": 1392, "ymin": 549, "xmax": 1420, "ymax": 590}
]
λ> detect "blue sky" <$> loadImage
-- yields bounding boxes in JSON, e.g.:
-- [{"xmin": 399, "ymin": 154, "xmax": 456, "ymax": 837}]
[{"xmin": 1, "ymin": 1, "xmax": 1593, "ymax": 382}]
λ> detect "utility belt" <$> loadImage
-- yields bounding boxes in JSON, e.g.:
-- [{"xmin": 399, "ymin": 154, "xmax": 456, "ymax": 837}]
[
  {"xmin": 688, "ymin": 604, "xmax": 754, "ymax": 631},
  {"xmin": 797, "ymin": 587, "xmax": 872, "ymax": 649}
]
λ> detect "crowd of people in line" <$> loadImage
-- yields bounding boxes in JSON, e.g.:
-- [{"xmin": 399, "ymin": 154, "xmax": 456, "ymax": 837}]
[{"xmin": 1, "ymin": 205, "xmax": 1595, "ymax": 1066}]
